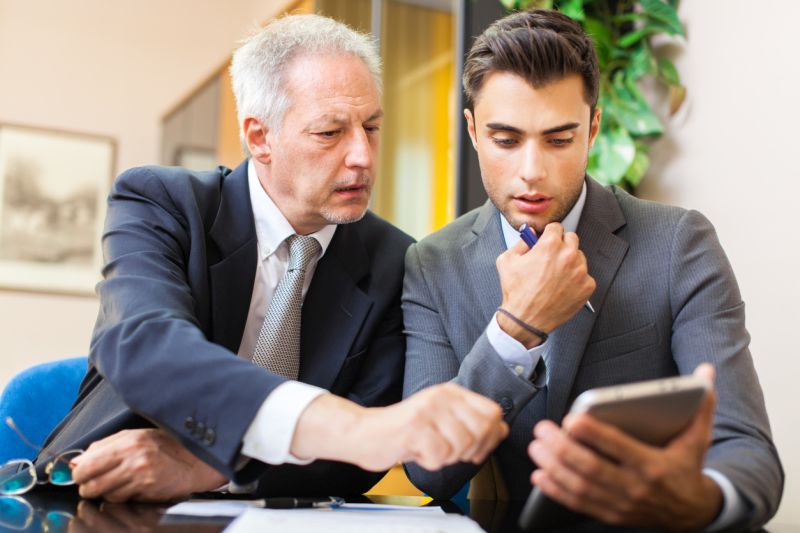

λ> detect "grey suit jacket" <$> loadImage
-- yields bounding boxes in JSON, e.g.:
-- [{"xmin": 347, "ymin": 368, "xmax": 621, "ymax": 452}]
[{"xmin": 402, "ymin": 177, "xmax": 782, "ymax": 530}]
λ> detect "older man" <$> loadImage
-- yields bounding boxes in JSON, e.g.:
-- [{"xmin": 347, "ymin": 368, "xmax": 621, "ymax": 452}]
[{"xmin": 38, "ymin": 14, "xmax": 507, "ymax": 502}]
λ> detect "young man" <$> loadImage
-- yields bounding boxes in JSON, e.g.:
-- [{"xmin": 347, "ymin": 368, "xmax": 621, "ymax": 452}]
[
  {"xmin": 38, "ymin": 14, "xmax": 507, "ymax": 502},
  {"xmin": 402, "ymin": 8, "xmax": 782, "ymax": 531}
]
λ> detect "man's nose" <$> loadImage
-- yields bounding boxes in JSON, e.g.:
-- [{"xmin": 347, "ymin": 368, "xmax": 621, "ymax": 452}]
[
  {"xmin": 519, "ymin": 140, "xmax": 546, "ymax": 183},
  {"xmin": 345, "ymin": 128, "xmax": 374, "ymax": 169}
]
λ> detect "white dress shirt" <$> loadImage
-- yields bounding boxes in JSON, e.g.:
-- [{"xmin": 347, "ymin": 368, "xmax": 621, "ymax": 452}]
[
  {"xmin": 237, "ymin": 161, "xmax": 331, "ymax": 465},
  {"xmin": 484, "ymin": 180, "xmax": 742, "ymax": 530}
]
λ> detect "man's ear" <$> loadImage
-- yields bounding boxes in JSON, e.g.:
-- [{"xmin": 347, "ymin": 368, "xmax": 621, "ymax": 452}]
[
  {"xmin": 588, "ymin": 107, "xmax": 602, "ymax": 149},
  {"xmin": 243, "ymin": 117, "xmax": 271, "ymax": 164},
  {"xmin": 464, "ymin": 109, "xmax": 478, "ymax": 151}
]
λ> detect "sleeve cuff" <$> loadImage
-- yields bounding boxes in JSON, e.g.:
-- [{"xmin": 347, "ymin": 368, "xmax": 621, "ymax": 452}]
[
  {"xmin": 703, "ymin": 468, "xmax": 746, "ymax": 532},
  {"xmin": 241, "ymin": 381, "xmax": 326, "ymax": 465},
  {"xmin": 486, "ymin": 312, "xmax": 546, "ymax": 380}
]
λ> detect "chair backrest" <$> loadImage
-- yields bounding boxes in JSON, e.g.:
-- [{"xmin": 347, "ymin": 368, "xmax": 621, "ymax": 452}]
[{"xmin": 0, "ymin": 357, "xmax": 87, "ymax": 463}]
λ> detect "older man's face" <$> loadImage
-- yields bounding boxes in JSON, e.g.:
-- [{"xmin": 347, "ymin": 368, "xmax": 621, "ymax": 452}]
[{"xmin": 251, "ymin": 53, "xmax": 382, "ymax": 235}]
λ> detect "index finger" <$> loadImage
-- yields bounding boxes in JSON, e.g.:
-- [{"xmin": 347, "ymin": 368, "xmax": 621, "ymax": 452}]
[
  {"xmin": 71, "ymin": 445, "xmax": 124, "ymax": 484},
  {"xmin": 563, "ymin": 412, "xmax": 659, "ymax": 469},
  {"xmin": 539, "ymin": 222, "xmax": 564, "ymax": 243}
]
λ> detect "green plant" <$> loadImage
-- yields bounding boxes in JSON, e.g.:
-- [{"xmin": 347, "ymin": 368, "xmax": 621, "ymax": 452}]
[{"xmin": 499, "ymin": 0, "xmax": 685, "ymax": 189}]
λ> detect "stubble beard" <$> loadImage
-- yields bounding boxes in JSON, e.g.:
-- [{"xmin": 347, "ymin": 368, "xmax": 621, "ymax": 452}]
[
  {"xmin": 483, "ymin": 170, "xmax": 586, "ymax": 234},
  {"xmin": 319, "ymin": 183, "xmax": 372, "ymax": 225}
]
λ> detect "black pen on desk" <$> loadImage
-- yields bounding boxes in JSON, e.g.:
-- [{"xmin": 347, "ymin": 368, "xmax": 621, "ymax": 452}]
[
  {"xmin": 261, "ymin": 496, "xmax": 344, "ymax": 509},
  {"xmin": 519, "ymin": 224, "xmax": 595, "ymax": 314}
]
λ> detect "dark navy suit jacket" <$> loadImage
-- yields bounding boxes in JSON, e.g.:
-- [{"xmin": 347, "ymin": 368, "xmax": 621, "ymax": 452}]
[{"xmin": 39, "ymin": 161, "xmax": 414, "ymax": 496}]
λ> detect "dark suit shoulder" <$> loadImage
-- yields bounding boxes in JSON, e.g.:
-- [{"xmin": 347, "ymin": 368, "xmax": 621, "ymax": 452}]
[
  {"xmin": 413, "ymin": 203, "xmax": 485, "ymax": 255},
  {"xmin": 111, "ymin": 164, "xmax": 246, "ymax": 231},
  {"xmin": 113, "ymin": 165, "xmax": 231, "ymax": 201},
  {"xmin": 351, "ymin": 210, "xmax": 415, "ymax": 261}
]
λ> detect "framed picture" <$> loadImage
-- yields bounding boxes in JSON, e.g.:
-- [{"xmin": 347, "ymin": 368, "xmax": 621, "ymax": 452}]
[{"xmin": 0, "ymin": 123, "xmax": 115, "ymax": 295}]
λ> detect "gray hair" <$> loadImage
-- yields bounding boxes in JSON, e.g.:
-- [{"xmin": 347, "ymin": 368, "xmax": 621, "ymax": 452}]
[{"xmin": 230, "ymin": 14, "xmax": 382, "ymax": 139}]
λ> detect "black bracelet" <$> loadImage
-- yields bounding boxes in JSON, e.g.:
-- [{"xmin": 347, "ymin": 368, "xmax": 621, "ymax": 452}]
[{"xmin": 496, "ymin": 307, "xmax": 548, "ymax": 343}]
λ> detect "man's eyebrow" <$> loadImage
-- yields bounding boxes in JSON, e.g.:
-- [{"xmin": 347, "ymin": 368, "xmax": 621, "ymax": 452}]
[
  {"xmin": 541, "ymin": 122, "xmax": 580, "ymax": 135},
  {"xmin": 485, "ymin": 122, "xmax": 523, "ymax": 134},
  {"xmin": 312, "ymin": 114, "xmax": 348, "ymax": 127},
  {"xmin": 484, "ymin": 122, "xmax": 581, "ymax": 135},
  {"xmin": 366, "ymin": 109, "xmax": 384, "ymax": 122},
  {"xmin": 309, "ymin": 110, "xmax": 384, "ymax": 128}
]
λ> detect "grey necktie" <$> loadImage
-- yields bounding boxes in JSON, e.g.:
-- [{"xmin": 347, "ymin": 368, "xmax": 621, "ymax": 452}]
[{"xmin": 251, "ymin": 234, "xmax": 321, "ymax": 378}]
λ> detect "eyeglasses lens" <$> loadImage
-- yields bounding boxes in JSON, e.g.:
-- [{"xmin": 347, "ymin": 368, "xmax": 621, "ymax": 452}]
[
  {"xmin": 0, "ymin": 461, "xmax": 36, "ymax": 496},
  {"xmin": 48, "ymin": 451, "xmax": 81, "ymax": 486}
]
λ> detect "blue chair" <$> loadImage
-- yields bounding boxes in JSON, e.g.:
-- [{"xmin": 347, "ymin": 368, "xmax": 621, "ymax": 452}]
[{"xmin": 0, "ymin": 357, "xmax": 87, "ymax": 463}]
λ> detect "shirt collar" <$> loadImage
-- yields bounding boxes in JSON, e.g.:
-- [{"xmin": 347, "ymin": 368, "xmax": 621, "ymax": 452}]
[
  {"xmin": 247, "ymin": 160, "xmax": 337, "ymax": 260},
  {"xmin": 500, "ymin": 179, "xmax": 587, "ymax": 249}
]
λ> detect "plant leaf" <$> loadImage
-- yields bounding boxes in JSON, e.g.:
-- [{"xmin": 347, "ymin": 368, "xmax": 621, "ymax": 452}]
[
  {"xmin": 558, "ymin": 0, "xmax": 585, "ymax": 21},
  {"xmin": 658, "ymin": 58, "xmax": 680, "ymax": 86},
  {"xmin": 589, "ymin": 126, "xmax": 636, "ymax": 186},
  {"xmin": 609, "ymin": 76, "xmax": 664, "ymax": 136},
  {"xmin": 628, "ymin": 44, "xmax": 656, "ymax": 80},
  {"xmin": 639, "ymin": 0, "xmax": 685, "ymax": 36},
  {"xmin": 584, "ymin": 16, "xmax": 612, "ymax": 68},
  {"xmin": 625, "ymin": 144, "xmax": 650, "ymax": 187},
  {"xmin": 618, "ymin": 27, "xmax": 660, "ymax": 48},
  {"xmin": 669, "ymin": 84, "xmax": 686, "ymax": 115}
]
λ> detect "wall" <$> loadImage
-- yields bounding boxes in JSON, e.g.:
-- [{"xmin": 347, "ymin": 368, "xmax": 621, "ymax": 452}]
[
  {"xmin": 0, "ymin": 0, "xmax": 294, "ymax": 386},
  {"xmin": 639, "ymin": 1, "xmax": 800, "ymax": 525}
]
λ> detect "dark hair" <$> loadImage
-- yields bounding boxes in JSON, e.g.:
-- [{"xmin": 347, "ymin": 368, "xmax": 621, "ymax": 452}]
[{"xmin": 463, "ymin": 8, "xmax": 599, "ymax": 111}]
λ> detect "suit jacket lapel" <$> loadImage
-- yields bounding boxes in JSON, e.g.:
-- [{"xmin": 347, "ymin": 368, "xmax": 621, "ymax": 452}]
[
  {"xmin": 299, "ymin": 223, "xmax": 373, "ymax": 389},
  {"xmin": 208, "ymin": 161, "xmax": 258, "ymax": 354},
  {"xmin": 545, "ymin": 178, "xmax": 629, "ymax": 421},
  {"xmin": 462, "ymin": 201, "xmax": 506, "ymax": 334}
]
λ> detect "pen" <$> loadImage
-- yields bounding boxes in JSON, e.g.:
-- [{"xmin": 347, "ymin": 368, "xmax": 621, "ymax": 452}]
[
  {"xmin": 518, "ymin": 224, "xmax": 595, "ymax": 314},
  {"xmin": 261, "ymin": 496, "xmax": 345, "ymax": 509}
]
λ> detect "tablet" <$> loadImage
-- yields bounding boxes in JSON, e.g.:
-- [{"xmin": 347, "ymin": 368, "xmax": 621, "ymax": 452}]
[{"xmin": 518, "ymin": 374, "xmax": 710, "ymax": 532}]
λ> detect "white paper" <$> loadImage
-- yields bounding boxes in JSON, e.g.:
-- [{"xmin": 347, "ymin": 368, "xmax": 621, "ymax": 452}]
[
  {"xmin": 165, "ymin": 500, "xmax": 446, "ymax": 519},
  {"xmin": 166, "ymin": 500, "xmax": 264, "ymax": 517},
  {"xmin": 224, "ymin": 507, "xmax": 486, "ymax": 533},
  {"xmin": 338, "ymin": 503, "xmax": 444, "ymax": 514}
]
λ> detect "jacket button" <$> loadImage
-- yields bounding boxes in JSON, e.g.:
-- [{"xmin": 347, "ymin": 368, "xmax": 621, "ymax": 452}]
[
  {"xmin": 203, "ymin": 429, "xmax": 216, "ymax": 446},
  {"xmin": 194, "ymin": 422, "xmax": 206, "ymax": 438},
  {"xmin": 184, "ymin": 416, "xmax": 195, "ymax": 430},
  {"xmin": 499, "ymin": 397, "xmax": 513, "ymax": 414}
]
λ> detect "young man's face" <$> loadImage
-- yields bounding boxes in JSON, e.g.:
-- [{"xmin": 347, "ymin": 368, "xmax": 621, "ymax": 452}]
[
  {"xmin": 247, "ymin": 53, "xmax": 382, "ymax": 235},
  {"xmin": 465, "ymin": 73, "xmax": 600, "ymax": 234}
]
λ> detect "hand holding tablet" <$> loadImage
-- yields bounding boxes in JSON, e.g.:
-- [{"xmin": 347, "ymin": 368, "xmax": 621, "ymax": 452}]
[{"xmin": 519, "ymin": 368, "xmax": 716, "ymax": 531}]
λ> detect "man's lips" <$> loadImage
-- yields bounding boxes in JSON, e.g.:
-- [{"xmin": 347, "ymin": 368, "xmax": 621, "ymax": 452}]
[
  {"xmin": 513, "ymin": 194, "xmax": 552, "ymax": 214},
  {"xmin": 333, "ymin": 184, "xmax": 370, "ymax": 199}
]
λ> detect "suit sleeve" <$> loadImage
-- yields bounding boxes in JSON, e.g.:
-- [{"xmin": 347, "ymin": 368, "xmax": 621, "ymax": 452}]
[
  {"xmin": 401, "ymin": 242, "xmax": 542, "ymax": 499},
  {"xmin": 90, "ymin": 168, "xmax": 285, "ymax": 478},
  {"xmin": 669, "ymin": 210, "xmax": 783, "ymax": 530}
]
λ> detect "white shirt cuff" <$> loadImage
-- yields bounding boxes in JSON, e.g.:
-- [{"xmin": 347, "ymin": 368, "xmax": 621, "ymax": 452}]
[
  {"xmin": 703, "ymin": 468, "xmax": 746, "ymax": 531},
  {"xmin": 241, "ymin": 381, "xmax": 326, "ymax": 465},
  {"xmin": 486, "ymin": 312, "xmax": 546, "ymax": 380}
]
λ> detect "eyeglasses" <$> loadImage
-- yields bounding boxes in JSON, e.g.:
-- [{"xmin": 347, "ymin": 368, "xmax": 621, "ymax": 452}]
[
  {"xmin": 0, "ymin": 495, "xmax": 73, "ymax": 532},
  {"xmin": 0, "ymin": 417, "xmax": 83, "ymax": 496}
]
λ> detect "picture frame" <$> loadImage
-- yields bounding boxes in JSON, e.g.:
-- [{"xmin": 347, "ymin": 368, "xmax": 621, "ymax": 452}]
[{"xmin": 0, "ymin": 123, "xmax": 116, "ymax": 295}]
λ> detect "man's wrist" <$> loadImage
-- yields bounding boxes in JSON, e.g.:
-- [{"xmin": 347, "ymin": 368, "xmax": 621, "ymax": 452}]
[
  {"xmin": 685, "ymin": 474, "xmax": 724, "ymax": 531},
  {"xmin": 496, "ymin": 307, "xmax": 545, "ymax": 348},
  {"xmin": 290, "ymin": 393, "xmax": 368, "ymax": 463}
]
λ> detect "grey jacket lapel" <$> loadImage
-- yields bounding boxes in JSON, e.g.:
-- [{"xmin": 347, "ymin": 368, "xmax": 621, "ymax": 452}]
[
  {"xmin": 463, "ymin": 201, "xmax": 506, "ymax": 329},
  {"xmin": 545, "ymin": 178, "xmax": 629, "ymax": 421}
]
